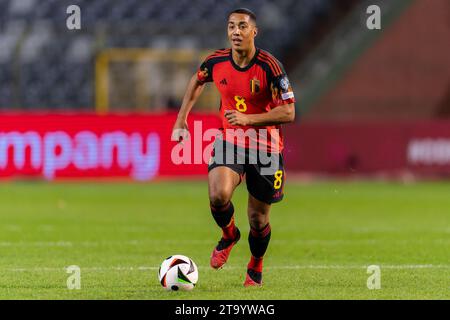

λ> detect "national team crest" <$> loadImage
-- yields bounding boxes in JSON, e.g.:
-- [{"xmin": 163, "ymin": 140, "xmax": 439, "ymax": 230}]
[
  {"xmin": 197, "ymin": 67, "xmax": 209, "ymax": 83},
  {"xmin": 250, "ymin": 78, "xmax": 260, "ymax": 94}
]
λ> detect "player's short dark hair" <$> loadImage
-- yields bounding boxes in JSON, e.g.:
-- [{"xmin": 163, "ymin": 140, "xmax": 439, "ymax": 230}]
[{"xmin": 228, "ymin": 8, "xmax": 257, "ymax": 24}]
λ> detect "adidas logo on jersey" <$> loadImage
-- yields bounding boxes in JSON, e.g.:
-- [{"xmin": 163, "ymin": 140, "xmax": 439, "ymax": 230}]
[{"xmin": 220, "ymin": 78, "xmax": 228, "ymax": 85}]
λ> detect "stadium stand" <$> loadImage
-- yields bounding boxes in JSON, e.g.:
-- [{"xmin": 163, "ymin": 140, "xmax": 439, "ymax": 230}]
[
  {"xmin": 297, "ymin": 0, "xmax": 450, "ymax": 120},
  {"xmin": 0, "ymin": 0, "xmax": 339, "ymax": 110}
]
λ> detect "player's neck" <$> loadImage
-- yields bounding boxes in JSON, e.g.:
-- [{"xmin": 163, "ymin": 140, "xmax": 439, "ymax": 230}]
[{"xmin": 232, "ymin": 46, "xmax": 256, "ymax": 68}]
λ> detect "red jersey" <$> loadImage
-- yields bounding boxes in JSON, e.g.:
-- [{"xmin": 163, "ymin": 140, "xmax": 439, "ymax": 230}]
[{"xmin": 197, "ymin": 48, "xmax": 295, "ymax": 153}]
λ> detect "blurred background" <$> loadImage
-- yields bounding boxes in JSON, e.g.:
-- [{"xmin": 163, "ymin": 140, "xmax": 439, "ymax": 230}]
[{"xmin": 0, "ymin": 0, "xmax": 449, "ymax": 180}]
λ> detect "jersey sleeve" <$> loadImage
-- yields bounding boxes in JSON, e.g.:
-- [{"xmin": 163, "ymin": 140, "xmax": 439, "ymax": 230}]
[
  {"xmin": 268, "ymin": 61, "xmax": 296, "ymax": 107},
  {"xmin": 197, "ymin": 49, "xmax": 230, "ymax": 84},
  {"xmin": 197, "ymin": 58, "xmax": 214, "ymax": 84}
]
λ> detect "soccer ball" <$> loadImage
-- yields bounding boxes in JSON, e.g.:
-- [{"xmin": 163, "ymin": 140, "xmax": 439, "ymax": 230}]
[{"xmin": 158, "ymin": 255, "xmax": 198, "ymax": 291}]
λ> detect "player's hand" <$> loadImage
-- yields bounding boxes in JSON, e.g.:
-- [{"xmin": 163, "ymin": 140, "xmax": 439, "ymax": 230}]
[
  {"xmin": 224, "ymin": 110, "xmax": 250, "ymax": 126},
  {"xmin": 171, "ymin": 119, "xmax": 189, "ymax": 144}
]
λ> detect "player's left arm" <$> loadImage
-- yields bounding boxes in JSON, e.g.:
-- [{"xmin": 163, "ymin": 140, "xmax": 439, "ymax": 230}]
[{"xmin": 224, "ymin": 103, "xmax": 295, "ymax": 126}]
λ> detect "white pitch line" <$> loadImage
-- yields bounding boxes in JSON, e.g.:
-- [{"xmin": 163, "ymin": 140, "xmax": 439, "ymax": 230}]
[
  {"xmin": 2, "ymin": 264, "xmax": 450, "ymax": 272},
  {"xmin": 0, "ymin": 239, "xmax": 449, "ymax": 247},
  {"xmin": 265, "ymin": 265, "xmax": 450, "ymax": 270}
]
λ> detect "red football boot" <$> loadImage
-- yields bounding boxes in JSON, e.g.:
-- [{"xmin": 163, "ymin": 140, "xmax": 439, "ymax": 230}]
[
  {"xmin": 244, "ymin": 269, "xmax": 263, "ymax": 287},
  {"xmin": 210, "ymin": 228, "xmax": 240, "ymax": 269},
  {"xmin": 244, "ymin": 256, "xmax": 263, "ymax": 287}
]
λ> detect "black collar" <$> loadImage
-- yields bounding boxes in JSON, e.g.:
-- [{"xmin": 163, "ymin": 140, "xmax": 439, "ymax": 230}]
[{"xmin": 230, "ymin": 48, "xmax": 259, "ymax": 72}]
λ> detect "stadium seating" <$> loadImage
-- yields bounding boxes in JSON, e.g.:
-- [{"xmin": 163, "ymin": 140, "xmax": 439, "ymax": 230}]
[
  {"xmin": 0, "ymin": 0, "xmax": 334, "ymax": 110},
  {"xmin": 305, "ymin": 0, "xmax": 450, "ymax": 120}
]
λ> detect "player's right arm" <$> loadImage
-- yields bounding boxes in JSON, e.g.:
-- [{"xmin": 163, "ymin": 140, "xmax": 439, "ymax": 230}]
[
  {"xmin": 172, "ymin": 50, "xmax": 222, "ymax": 142},
  {"xmin": 172, "ymin": 73, "xmax": 205, "ymax": 142}
]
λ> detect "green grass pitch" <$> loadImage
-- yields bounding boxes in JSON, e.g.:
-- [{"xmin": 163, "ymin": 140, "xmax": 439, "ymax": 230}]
[{"xmin": 0, "ymin": 180, "xmax": 449, "ymax": 299}]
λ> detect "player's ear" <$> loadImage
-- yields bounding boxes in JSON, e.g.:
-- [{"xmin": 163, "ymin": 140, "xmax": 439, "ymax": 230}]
[{"xmin": 253, "ymin": 27, "xmax": 258, "ymax": 38}]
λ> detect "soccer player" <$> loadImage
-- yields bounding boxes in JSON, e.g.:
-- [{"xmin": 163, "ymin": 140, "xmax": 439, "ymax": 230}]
[{"xmin": 172, "ymin": 8, "xmax": 296, "ymax": 286}]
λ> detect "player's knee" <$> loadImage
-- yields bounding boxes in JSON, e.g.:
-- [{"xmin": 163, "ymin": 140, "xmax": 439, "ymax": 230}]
[
  {"xmin": 248, "ymin": 212, "xmax": 268, "ymax": 230},
  {"xmin": 209, "ymin": 190, "xmax": 231, "ymax": 207}
]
